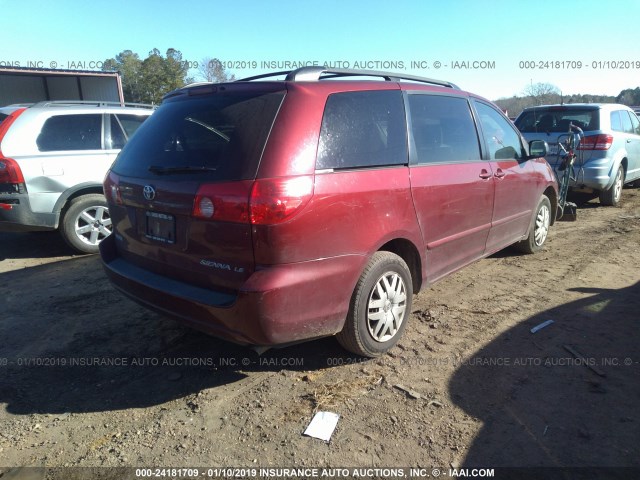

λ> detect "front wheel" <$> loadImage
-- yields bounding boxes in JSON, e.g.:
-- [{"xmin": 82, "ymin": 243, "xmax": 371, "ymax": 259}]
[
  {"xmin": 337, "ymin": 251, "xmax": 413, "ymax": 357},
  {"xmin": 514, "ymin": 195, "xmax": 551, "ymax": 254},
  {"xmin": 599, "ymin": 166, "xmax": 623, "ymax": 206},
  {"xmin": 60, "ymin": 194, "xmax": 112, "ymax": 254}
]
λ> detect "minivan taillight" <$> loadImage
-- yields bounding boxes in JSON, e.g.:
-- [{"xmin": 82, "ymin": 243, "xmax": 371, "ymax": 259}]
[
  {"xmin": 192, "ymin": 176, "xmax": 314, "ymax": 225},
  {"xmin": 250, "ymin": 176, "xmax": 314, "ymax": 225},
  {"xmin": 193, "ymin": 180, "xmax": 253, "ymax": 223},
  {"xmin": 579, "ymin": 134, "xmax": 613, "ymax": 150},
  {"xmin": 104, "ymin": 172, "xmax": 123, "ymax": 205}
]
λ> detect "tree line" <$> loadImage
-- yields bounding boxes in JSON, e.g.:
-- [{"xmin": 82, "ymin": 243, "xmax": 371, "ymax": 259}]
[
  {"xmin": 495, "ymin": 82, "xmax": 639, "ymax": 118},
  {"xmin": 102, "ymin": 51, "xmax": 640, "ymax": 113},
  {"xmin": 102, "ymin": 49, "xmax": 233, "ymax": 104}
]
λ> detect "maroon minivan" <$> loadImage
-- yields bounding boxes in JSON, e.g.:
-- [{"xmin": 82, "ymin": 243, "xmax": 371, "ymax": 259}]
[{"xmin": 100, "ymin": 67, "xmax": 557, "ymax": 357}]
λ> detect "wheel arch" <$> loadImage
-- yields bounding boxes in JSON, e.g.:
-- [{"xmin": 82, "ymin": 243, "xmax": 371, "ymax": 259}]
[
  {"xmin": 378, "ymin": 238, "xmax": 423, "ymax": 294},
  {"xmin": 544, "ymin": 185, "xmax": 558, "ymax": 226},
  {"xmin": 54, "ymin": 183, "xmax": 105, "ymax": 216},
  {"xmin": 620, "ymin": 157, "xmax": 628, "ymax": 181}
]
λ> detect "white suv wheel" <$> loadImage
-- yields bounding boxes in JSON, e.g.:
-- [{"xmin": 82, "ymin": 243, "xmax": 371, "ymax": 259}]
[{"xmin": 61, "ymin": 194, "xmax": 112, "ymax": 254}]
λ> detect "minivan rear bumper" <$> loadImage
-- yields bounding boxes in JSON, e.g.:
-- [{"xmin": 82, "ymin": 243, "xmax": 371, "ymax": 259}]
[{"xmin": 100, "ymin": 234, "xmax": 363, "ymax": 346}]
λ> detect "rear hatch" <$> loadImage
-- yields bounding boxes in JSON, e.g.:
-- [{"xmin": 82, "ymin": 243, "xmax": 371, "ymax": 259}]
[
  {"xmin": 106, "ymin": 83, "xmax": 286, "ymax": 292},
  {"xmin": 515, "ymin": 105, "xmax": 601, "ymax": 169}
]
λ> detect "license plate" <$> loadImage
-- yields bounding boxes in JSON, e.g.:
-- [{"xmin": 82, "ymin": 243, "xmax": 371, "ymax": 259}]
[{"xmin": 145, "ymin": 211, "xmax": 175, "ymax": 244}]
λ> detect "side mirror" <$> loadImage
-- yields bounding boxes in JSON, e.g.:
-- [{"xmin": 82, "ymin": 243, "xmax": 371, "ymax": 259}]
[{"xmin": 529, "ymin": 140, "xmax": 548, "ymax": 158}]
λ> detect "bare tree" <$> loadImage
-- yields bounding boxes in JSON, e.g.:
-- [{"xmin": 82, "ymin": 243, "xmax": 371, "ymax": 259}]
[
  {"xmin": 523, "ymin": 82, "xmax": 562, "ymax": 105},
  {"xmin": 198, "ymin": 57, "xmax": 236, "ymax": 83}
]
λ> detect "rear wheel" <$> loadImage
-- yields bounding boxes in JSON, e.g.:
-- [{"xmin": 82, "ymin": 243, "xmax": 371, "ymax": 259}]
[
  {"xmin": 60, "ymin": 194, "xmax": 112, "ymax": 254},
  {"xmin": 337, "ymin": 251, "xmax": 413, "ymax": 357},
  {"xmin": 599, "ymin": 166, "xmax": 623, "ymax": 206},
  {"xmin": 514, "ymin": 195, "xmax": 551, "ymax": 254}
]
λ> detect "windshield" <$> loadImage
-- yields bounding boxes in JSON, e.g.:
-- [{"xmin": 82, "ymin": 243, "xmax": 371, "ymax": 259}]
[
  {"xmin": 112, "ymin": 90, "xmax": 285, "ymax": 182},
  {"xmin": 516, "ymin": 108, "xmax": 599, "ymax": 133}
]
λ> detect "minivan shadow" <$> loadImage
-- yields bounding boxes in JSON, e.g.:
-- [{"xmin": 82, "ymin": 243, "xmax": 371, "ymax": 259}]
[
  {"xmin": 0, "ymin": 256, "xmax": 347, "ymax": 416},
  {"xmin": 449, "ymin": 281, "xmax": 640, "ymax": 468}
]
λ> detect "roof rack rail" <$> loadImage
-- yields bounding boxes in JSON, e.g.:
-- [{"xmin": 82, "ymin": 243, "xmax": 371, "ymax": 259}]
[
  {"xmin": 30, "ymin": 100, "xmax": 156, "ymax": 109},
  {"xmin": 3, "ymin": 103, "xmax": 34, "ymax": 108},
  {"xmin": 237, "ymin": 71, "xmax": 293, "ymax": 82},
  {"xmin": 238, "ymin": 67, "xmax": 459, "ymax": 89}
]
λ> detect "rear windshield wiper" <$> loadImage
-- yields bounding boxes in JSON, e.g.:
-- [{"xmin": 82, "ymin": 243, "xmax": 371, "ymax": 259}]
[{"xmin": 148, "ymin": 165, "xmax": 217, "ymax": 175}]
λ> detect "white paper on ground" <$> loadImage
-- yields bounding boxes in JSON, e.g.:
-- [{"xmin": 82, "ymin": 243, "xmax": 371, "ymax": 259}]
[
  {"xmin": 530, "ymin": 319, "xmax": 554, "ymax": 334},
  {"xmin": 303, "ymin": 411, "xmax": 340, "ymax": 441}
]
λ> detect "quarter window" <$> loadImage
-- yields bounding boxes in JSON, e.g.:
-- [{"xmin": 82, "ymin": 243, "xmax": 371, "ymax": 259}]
[
  {"xmin": 475, "ymin": 102, "xmax": 524, "ymax": 160},
  {"xmin": 408, "ymin": 94, "xmax": 481, "ymax": 164},
  {"xmin": 316, "ymin": 91, "xmax": 407, "ymax": 170},
  {"xmin": 117, "ymin": 114, "xmax": 147, "ymax": 138},
  {"xmin": 610, "ymin": 111, "xmax": 623, "ymax": 132},
  {"xmin": 37, "ymin": 114, "xmax": 102, "ymax": 151},
  {"xmin": 110, "ymin": 115, "xmax": 127, "ymax": 149},
  {"xmin": 629, "ymin": 111, "xmax": 640, "ymax": 135},
  {"xmin": 109, "ymin": 114, "xmax": 148, "ymax": 149},
  {"xmin": 620, "ymin": 110, "xmax": 634, "ymax": 135}
]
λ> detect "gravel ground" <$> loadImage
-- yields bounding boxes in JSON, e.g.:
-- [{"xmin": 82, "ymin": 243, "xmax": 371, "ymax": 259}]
[{"xmin": 1, "ymin": 188, "xmax": 639, "ymax": 480}]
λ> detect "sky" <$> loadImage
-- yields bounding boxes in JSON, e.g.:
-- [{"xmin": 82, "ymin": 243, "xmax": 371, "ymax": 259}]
[{"xmin": 2, "ymin": 0, "xmax": 639, "ymax": 100}]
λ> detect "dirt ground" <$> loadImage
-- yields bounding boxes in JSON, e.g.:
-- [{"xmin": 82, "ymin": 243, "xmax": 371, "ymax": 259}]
[{"xmin": 1, "ymin": 187, "xmax": 639, "ymax": 480}]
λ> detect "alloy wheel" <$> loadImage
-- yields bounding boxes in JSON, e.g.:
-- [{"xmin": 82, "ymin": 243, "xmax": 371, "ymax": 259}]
[
  {"xmin": 534, "ymin": 203, "xmax": 550, "ymax": 246},
  {"xmin": 74, "ymin": 206, "xmax": 112, "ymax": 246},
  {"xmin": 367, "ymin": 272, "xmax": 408, "ymax": 343}
]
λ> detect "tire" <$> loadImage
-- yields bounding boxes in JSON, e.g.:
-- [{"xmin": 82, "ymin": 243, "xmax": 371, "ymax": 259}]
[
  {"xmin": 60, "ymin": 194, "xmax": 112, "ymax": 254},
  {"xmin": 514, "ymin": 195, "xmax": 551, "ymax": 254},
  {"xmin": 599, "ymin": 166, "xmax": 623, "ymax": 206},
  {"xmin": 337, "ymin": 251, "xmax": 413, "ymax": 357}
]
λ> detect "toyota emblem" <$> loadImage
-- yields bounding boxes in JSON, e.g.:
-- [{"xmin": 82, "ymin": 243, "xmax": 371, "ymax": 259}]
[{"xmin": 143, "ymin": 185, "xmax": 156, "ymax": 201}]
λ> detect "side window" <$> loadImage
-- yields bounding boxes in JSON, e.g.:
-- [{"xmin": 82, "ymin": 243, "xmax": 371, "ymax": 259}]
[
  {"xmin": 475, "ymin": 102, "xmax": 524, "ymax": 160},
  {"xmin": 610, "ymin": 111, "xmax": 623, "ymax": 132},
  {"xmin": 37, "ymin": 114, "xmax": 102, "ymax": 152},
  {"xmin": 629, "ymin": 111, "xmax": 640, "ymax": 135},
  {"xmin": 408, "ymin": 94, "xmax": 481, "ymax": 164},
  {"xmin": 316, "ymin": 91, "xmax": 407, "ymax": 170},
  {"xmin": 620, "ymin": 111, "xmax": 634, "ymax": 134}
]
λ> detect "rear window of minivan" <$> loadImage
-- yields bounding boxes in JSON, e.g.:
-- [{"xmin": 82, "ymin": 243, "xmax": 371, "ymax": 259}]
[{"xmin": 112, "ymin": 91, "xmax": 285, "ymax": 182}]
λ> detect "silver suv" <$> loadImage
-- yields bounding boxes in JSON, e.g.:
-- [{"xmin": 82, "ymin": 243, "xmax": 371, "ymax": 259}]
[
  {"xmin": 515, "ymin": 103, "xmax": 640, "ymax": 206},
  {"xmin": 0, "ymin": 101, "xmax": 154, "ymax": 253}
]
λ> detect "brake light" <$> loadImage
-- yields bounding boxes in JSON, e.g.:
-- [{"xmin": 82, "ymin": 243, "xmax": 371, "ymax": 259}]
[
  {"xmin": 579, "ymin": 134, "xmax": 613, "ymax": 150},
  {"xmin": 0, "ymin": 157, "xmax": 25, "ymax": 184},
  {"xmin": 192, "ymin": 176, "xmax": 314, "ymax": 225},
  {"xmin": 0, "ymin": 108, "xmax": 27, "ymax": 191},
  {"xmin": 104, "ymin": 171, "xmax": 123, "ymax": 205},
  {"xmin": 193, "ymin": 180, "xmax": 252, "ymax": 222},
  {"xmin": 250, "ymin": 176, "xmax": 314, "ymax": 225}
]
